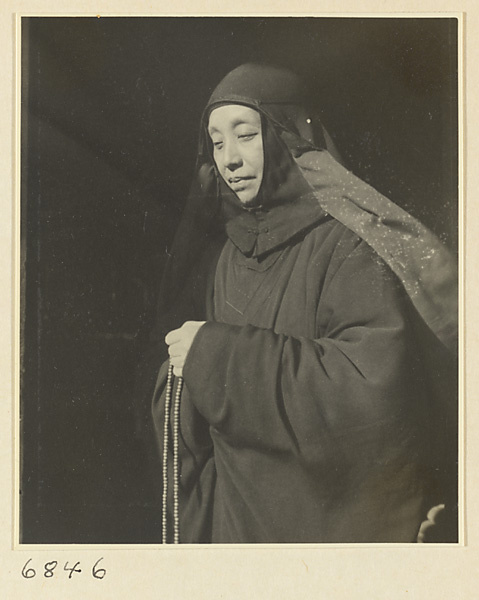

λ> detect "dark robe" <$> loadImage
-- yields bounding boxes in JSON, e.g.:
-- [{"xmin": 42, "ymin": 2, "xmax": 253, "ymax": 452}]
[{"xmin": 152, "ymin": 193, "xmax": 446, "ymax": 543}]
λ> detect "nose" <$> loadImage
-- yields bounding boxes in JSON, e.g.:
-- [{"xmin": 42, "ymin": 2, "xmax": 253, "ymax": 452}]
[{"xmin": 223, "ymin": 140, "xmax": 242, "ymax": 171}]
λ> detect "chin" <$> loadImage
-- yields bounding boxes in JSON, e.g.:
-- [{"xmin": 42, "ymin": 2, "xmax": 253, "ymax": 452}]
[
  {"xmin": 236, "ymin": 190, "xmax": 261, "ymax": 206},
  {"xmin": 238, "ymin": 196, "xmax": 258, "ymax": 206}
]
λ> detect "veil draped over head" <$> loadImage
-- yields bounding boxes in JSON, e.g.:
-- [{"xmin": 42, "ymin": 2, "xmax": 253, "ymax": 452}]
[{"xmin": 157, "ymin": 63, "xmax": 457, "ymax": 355}]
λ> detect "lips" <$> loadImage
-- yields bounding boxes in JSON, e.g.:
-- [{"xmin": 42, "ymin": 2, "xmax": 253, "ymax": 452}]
[{"xmin": 229, "ymin": 176, "xmax": 254, "ymax": 184}]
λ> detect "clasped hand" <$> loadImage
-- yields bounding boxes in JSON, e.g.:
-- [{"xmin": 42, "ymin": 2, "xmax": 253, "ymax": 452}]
[{"xmin": 165, "ymin": 321, "xmax": 206, "ymax": 377}]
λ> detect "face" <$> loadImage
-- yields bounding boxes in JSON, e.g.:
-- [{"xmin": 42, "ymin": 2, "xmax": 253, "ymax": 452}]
[{"xmin": 208, "ymin": 104, "xmax": 264, "ymax": 206}]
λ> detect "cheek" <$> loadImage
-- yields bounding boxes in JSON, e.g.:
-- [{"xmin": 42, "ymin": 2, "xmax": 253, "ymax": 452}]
[
  {"xmin": 251, "ymin": 138, "xmax": 264, "ymax": 171},
  {"xmin": 243, "ymin": 139, "xmax": 264, "ymax": 175},
  {"xmin": 251, "ymin": 146, "xmax": 264, "ymax": 176}
]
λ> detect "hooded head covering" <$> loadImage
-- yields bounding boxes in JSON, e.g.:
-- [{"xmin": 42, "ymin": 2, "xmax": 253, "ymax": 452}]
[
  {"xmin": 201, "ymin": 63, "xmax": 343, "ymax": 161},
  {"xmin": 157, "ymin": 63, "xmax": 457, "ymax": 355}
]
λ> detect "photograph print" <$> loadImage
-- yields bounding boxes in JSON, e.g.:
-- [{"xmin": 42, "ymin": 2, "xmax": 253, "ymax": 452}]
[{"xmin": 20, "ymin": 16, "xmax": 459, "ymax": 544}]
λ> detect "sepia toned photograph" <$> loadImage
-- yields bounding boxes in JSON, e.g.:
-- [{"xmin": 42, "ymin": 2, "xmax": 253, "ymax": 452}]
[{"xmin": 19, "ymin": 16, "xmax": 459, "ymax": 545}]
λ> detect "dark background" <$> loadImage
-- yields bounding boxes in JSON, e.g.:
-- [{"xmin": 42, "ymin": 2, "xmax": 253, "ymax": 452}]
[{"xmin": 21, "ymin": 17, "xmax": 458, "ymax": 543}]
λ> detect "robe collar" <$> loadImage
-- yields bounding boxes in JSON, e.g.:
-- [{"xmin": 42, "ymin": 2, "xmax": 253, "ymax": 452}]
[{"xmin": 224, "ymin": 191, "xmax": 329, "ymax": 259}]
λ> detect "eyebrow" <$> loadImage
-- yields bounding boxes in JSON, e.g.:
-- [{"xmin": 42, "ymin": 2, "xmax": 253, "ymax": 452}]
[{"xmin": 208, "ymin": 119, "xmax": 260, "ymax": 135}]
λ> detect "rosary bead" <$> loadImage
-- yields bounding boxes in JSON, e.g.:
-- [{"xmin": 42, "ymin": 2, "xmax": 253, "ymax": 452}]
[
  {"xmin": 162, "ymin": 364, "xmax": 175, "ymax": 544},
  {"xmin": 162, "ymin": 364, "xmax": 184, "ymax": 544}
]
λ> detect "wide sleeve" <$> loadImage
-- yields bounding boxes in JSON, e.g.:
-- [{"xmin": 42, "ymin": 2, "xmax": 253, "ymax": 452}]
[{"xmin": 182, "ymin": 241, "xmax": 429, "ymax": 468}]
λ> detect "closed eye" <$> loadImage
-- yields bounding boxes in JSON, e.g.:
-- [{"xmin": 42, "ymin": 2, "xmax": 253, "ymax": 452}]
[{"xmin": 238, "ymin": 133, "xmax": 258, "ymax": 141}]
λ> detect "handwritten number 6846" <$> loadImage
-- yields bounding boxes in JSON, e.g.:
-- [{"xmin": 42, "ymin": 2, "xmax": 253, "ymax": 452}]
[{"xmin": 21, "ymin": 557, "xmax": 106, "ymax": 580}]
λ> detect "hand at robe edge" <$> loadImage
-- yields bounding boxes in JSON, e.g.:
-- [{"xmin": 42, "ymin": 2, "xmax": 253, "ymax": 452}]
[{"xmin": 165, "ymin": 320, "xmax": 207, "ymax": 377}]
